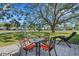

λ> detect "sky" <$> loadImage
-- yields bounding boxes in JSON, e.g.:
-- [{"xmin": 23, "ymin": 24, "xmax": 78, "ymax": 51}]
[
  {"xmin": 0, "ymin": 4, "xmax": 35, "ymax": 23},
  {"xmin": 0, "ymin": 3, "xmax": 78, "ymax": 28}
]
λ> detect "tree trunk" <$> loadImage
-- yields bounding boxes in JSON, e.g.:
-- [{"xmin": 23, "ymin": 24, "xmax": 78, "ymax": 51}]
[{"xmin": 51, "ymin": 25, "xmax": 55, "ymax": 33}]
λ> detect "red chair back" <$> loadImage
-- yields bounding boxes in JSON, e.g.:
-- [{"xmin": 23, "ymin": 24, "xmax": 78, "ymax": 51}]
[
  {"xmin": 40, "ymin": 44, "xmax": 49, "ymax": 51},
  {"xmin": 40, "ymin": 40, "xmax": 54, "ymax": 51},
  {"xmin": 23, "ymin": 43, "xmax": 36, "ymax": 51}
]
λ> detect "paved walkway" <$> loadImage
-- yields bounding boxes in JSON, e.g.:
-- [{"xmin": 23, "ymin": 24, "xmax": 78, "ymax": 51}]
[
  {"xmin": 0, "ymin": 42, "xmax": 79, "ymax": 56},
  {"xmin": 0, "ymin": 45, "xmax": 19, "ymax": 56}
]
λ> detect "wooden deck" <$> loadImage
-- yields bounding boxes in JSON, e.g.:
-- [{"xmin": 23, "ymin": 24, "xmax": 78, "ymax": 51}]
[{"xmin": 0, "ymin": 42, "xmax": 79, "ymax": 56}]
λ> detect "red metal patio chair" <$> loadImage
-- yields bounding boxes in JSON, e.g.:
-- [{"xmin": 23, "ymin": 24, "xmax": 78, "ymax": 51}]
[
  {"xmin": 19, "ymin": 38, "xmax": 36, "ymax": 56},
  {"xmin": 40, "ymin": 39, "xmax": 57, "ymax": 56}
]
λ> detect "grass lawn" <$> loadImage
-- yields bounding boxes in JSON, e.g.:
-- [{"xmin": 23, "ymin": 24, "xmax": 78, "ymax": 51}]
[
  {"xmin": 0, "ymin": 30, "xmax": 79, "ymax": 47},
  {"xmin": 0, "ymin": 30, "xmax": 15, "ymax": 33},
  {"xmin": 0, "ymin": 40, "xmax": 17, "ymax": 47}
]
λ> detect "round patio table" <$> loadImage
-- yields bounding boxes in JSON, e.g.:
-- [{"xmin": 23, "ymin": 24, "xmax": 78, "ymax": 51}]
[
  {"xmin": 32, "ymin": 38, "xmax": 44, "ymax": 56},
  {"xmin": 32, "ymin": 37, "xmax": 57, "ymax": 56}
]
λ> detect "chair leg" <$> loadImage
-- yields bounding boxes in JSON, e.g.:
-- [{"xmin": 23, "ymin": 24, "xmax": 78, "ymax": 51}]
[
  {"xmin": 38, "ymin": 42, "xmax": 40, "ymax": 56},
  {"xmin": 25, "ymin": 51, "xmax": 27, "ymax": 56},
  {"xmin": 57, "ymin": 40, "xmax": 63, "ymax": 45},
  {"xmin": 54, "ymin": 47, "xmax": 57, "ymax": 56},
  {"xmin": 65, "ymin": 41, "xmax": 71, "ymax": 48},
  {"xmin": 19, "ymin": 48, "xmax": 22, "ymax": 56},
  {"xmin": 54, "ymin": 40, "xmax": 57, "ymax": 56},
  {"xmin": 48, "ymin": 51, "xmax": 51, "ymax": 56},
  {"xmin": 36, "ymin": 43, "xmax": 38, "ymax": 56}
]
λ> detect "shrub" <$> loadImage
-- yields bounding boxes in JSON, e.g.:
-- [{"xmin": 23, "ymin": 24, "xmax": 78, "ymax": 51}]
[{"xmin": 69, "ymin": 34, "xmax": 79, "ymax": 44}]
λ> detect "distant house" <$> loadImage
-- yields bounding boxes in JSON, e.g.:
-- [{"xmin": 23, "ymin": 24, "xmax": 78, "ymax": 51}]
[
  {"xmin": 0, "ymin": 27, "xmax": 6, "ymax": 30},
  {"xmin": 10, "ymin": 27, "xmax": 16, "ymax": 30},
  {"xmin": 10, "ymin": 27, "xmax": 24, "ymax": 30},
  {"xmin": 42, "ymin": 24, "xmax": 51, "ymax": 30}
]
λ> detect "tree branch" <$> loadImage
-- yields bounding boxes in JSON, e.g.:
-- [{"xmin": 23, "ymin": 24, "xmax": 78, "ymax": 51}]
[
  {"xmin": 39, "ymin": 4, "xmax": 52, "ymax": 26},
  {"xmin": 59, "ymin": 14, "xmax": 79, "ymax": 24},
  {"xmin": 56, "ymin": 4, "xmax": 76, "ymax": 20}
]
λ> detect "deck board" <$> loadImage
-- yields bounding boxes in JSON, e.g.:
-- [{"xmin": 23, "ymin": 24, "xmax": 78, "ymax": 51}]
[{"xmin": 0, "ymin": 42, "xmax": 79, "ymax": 56}]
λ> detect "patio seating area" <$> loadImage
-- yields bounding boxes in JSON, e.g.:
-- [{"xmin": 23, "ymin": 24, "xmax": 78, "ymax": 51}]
[
  {"xmin": 0, "ymin": 32, "xmax": 79, "ymax": 56},
  {"xmin": 0, "ymin": 41, "xmax": 79, "ymax": 56},
  {"xmin": 0, "ymin": 3, "xmax": 79, "ymax": 57}
]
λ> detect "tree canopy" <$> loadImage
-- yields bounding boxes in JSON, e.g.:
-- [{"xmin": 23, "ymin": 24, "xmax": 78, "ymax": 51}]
[{"xmin": 0, "ymin": 3, "xmax": 79, "ymax": 32}]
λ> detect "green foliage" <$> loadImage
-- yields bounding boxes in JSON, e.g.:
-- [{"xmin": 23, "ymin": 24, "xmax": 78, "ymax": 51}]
[
  {"xmin": 44, "ymin": 32, "xmax": 50, "ymax": 37},
  {"xmin": 10, "ymin": 18, "xmax": 21, "ymax": 27},
  {"xmin": 0, "ymin": 33, "xmax": 13, "ymax": 42},
  {"xmin": 69, "ymin": 34, "xmax": 79, "ymax": 44},
  {"xmin": 0, "ymin": 8, "xmax": 3, "ymax": 10},
  {"xmin": 14, "ymin": 33, "xmax": 24, "ymax": 40},
  {"xmin": 4, "ymin": 23, "xmax": 11, "ymax": 30},
  {"xmin": 0, "ymin": 23, "xmax": 4, "ymax": 27},
  {"xmin": 0, "ymin": 31, "xmax": 79, "ymax": 46}
]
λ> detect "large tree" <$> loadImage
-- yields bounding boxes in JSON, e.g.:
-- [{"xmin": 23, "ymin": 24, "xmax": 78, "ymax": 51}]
[
  {"xmin": 37, "ymin": 3, "xmax": 79, "ymax": 32},
  {"xmin": 0, "ymin": 3, "xmax": 79, "ymax": 32}
]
